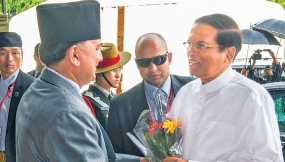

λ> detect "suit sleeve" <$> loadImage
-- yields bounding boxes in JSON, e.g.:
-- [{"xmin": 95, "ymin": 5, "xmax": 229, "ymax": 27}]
[
  {"xmin": 43, "ymin": 110, "xmax": 107, "ymax": 162},
  {"xmin": 107, "ymin": 99, "xmax": 125, "ymax": 153}
]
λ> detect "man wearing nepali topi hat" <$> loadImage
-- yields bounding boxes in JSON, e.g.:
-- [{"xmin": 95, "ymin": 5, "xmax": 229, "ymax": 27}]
[
  {"xmin": 0, "ymin": 32, "xmax": 34, "ymax": 162},
  {"xmin": 82, "ymin": 42, "xmax": 131, "ymax": 131},
  {"xmin": 16, "ymin": 1, "xmax": 147, "ymax": 162},
  {"xmin": 16, "ymin": 1, "xmax": 108, "ymax": 162}
]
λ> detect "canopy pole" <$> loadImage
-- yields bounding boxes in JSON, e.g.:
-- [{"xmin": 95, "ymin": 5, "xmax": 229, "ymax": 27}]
[
  {"xmin": 275, "ymin": 37, "xmax": 282, "ymax": 58},
  {"xmin": 245, "ymin": 22, "xmax": 251, "ymax": 66},
  {"xmin": 245, "ymin": 44, "xmax": 250, "ymax": 66},
  {"xmin": 116, "ymin": 6, "xmax": 125, "ymax": 95}
]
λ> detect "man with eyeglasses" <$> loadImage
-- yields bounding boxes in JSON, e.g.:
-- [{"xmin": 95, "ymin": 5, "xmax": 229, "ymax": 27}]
[
  {"xmin": 107, "ymin": 33, "xmax": 195, "ymax": 157},
  {"xmin": 162, "ymin": 14, "xmax": 283, "ymax": 162},
  {"xmin": 82, "ymin": 42, "xmax": 131, "ymax": 131}
]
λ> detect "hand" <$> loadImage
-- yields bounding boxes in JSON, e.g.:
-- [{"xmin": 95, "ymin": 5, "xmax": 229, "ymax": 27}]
[
  {"xmin": 162, "ymin": 156, "xmax": 187, "ymax": 162},
  {"xmin": 268, "ymin": 49, "xmax": 275, "ymax": 58},
  {"xmin": 140, "ymin": 157, "xmax": 149, "ymax": 162}
]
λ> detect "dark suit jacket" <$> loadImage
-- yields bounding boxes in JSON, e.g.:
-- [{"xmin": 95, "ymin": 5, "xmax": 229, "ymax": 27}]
[
  {"xmin": 27, "ymin": 69, "xmax": 36, "ymax": 77},
  {"xmin": 5, "ymin": 70, "xmax": 35, "ymax": 162},
  {"xmin": 82, "ymin": 85, "xmax": 117, "ymax": 130},
  {"xmin": 107, "ymin": 75, "xmax": 195, "ymax": 156},
  {"xmin": 16, "ymin": 68, "xmax": 109, "ymax": 162},
  {"xmin": 16, "ymin": 68, "xmax": 139, "ymax": 162}
]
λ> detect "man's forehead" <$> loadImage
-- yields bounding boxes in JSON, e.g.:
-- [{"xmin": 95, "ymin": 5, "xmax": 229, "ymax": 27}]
[
  {"xmin": 189, "ymin": 23, "xmax": 218, "ymax": 42},
  {"xmin": 0, "ymin": 47, "xmax": 21, "ymax": 50}
]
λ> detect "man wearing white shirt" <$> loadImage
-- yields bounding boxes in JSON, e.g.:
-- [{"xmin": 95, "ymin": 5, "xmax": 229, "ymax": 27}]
[{"xmin": 163, "ymin": 13, "xmax": 283, "ymax": 162}]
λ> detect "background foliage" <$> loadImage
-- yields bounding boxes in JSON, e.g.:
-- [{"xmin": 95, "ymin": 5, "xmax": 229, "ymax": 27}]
[
  {"xmin": 0, "ymin": 0, "xmax": 46, "ymax": 20},
  {"xmin": 0, "ymin": 0, "xmax": 283, "ymax": 20}
]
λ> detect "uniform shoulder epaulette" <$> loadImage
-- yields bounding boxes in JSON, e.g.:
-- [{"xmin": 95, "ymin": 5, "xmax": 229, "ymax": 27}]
[{"xmin": 84, "ymin": 91, "xmax": 109, "ymax": 110}]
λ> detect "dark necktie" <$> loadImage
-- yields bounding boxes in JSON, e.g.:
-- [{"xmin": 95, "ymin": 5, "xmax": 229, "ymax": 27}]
[
  {"xmin": 35, "ymin": 72, "xmax": 41, "ymax": 78},
  {"xmin": 108, "ymin": 93, "xmax": 112, "ymax": 100}
]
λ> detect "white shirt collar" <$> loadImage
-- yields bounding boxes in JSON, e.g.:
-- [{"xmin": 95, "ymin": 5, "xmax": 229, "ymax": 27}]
[
  {"xmin": 93, "ymin": 82, "xmax": 110, "ymax": 97},
  {"xmin": 0, "ymin": 69, "xmax": 19, "ymax": 87},
  {"xmin": 144, "ymin": 75, "xmax": 171, "ymax": 97},
  {"xmin": 199, "ymin": 66, "xmax": 235, "ymax": 94}
]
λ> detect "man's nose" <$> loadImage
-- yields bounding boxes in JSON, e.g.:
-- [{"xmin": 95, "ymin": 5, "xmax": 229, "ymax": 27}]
[
  {"xmin": 7, "ymin": 53, "xmax": 13, "ymax": 61},
  {"xmin": 148, "ymin": 61, "xmax": 157, "ymax": 71}
]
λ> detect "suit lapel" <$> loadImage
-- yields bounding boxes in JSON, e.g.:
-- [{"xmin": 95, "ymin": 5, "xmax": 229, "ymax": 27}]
[
  {"xmin": 133, "ymin": 81, "xmax": 147, "ymax": 114},
  {"xmin": 170, "ymin": 75, "xmax": 183, "ymax": 96},
  {"xmin": 6, "ymin": 70, "xmax": 24, "ymax": 134}
]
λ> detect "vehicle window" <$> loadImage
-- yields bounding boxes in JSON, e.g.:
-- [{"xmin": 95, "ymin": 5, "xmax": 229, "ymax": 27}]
[{"xmin": 269, "ymin": 90, "xmax": 285, "ymax": 134}]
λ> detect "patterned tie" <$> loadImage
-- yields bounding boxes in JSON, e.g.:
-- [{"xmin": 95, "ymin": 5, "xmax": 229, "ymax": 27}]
[{"xmin": 154, "ymin": 88, "xmax": 168, "ymax": 123}]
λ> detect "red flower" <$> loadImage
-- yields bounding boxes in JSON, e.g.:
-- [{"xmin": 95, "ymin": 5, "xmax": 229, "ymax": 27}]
[{"xmin": 147, "ymin": 123, "xmax": 163, "ymax": 134}]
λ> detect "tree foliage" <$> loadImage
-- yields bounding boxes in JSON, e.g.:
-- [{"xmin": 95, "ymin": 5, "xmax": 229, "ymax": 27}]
[
  {"xmin": 0, "ymin": 0, "xmax": 46, "ymax": 20},
  {"xmin": 268, "ymin": 0, "xmax": 285, "ymax": 9}
]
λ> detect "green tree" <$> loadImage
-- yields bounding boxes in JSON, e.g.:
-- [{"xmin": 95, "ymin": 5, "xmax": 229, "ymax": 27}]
[
  {"xmin": 0, "ymin": 0, "xmax": 46, "ymax": 20},
  {"xmin": 268, "ymin": 0, "xmax": 285, "ymax": 9}
]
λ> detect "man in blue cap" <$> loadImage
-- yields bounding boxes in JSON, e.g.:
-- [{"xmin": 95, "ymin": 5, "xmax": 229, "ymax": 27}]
[{"xmin": 0, "ymin": 32, "xmax": 34, "ymax": 162}]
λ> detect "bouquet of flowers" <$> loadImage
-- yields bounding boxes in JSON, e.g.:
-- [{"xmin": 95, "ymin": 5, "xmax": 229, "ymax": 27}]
[{"xmin": 127, "ymin": 89, "xmax": 183, "ymax": 162}]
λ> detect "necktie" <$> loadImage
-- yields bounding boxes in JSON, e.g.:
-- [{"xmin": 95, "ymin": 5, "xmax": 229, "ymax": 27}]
[
  {"xmin": 108, "ymin": 93, "xmax": 112, "ymax": 100},
  {"xmin": 35, "ymin": 72, "xmax": 41, "ymax": 78},
  {"xmin": 154, "ymin": 88, "xmax": 168, "ymax": 123}
]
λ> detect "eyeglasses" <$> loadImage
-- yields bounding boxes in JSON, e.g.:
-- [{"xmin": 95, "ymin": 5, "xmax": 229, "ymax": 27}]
[
  {"xmin": 110, "ymin": 67, "xmax": 123, "ymax": 74},
  {"xmin": 183, "ymin": 41, "xmax": 223, "ymax": 51},
  {"xmin": 135, "ymin": 52, "xmax": 168, "ymax": 68}
]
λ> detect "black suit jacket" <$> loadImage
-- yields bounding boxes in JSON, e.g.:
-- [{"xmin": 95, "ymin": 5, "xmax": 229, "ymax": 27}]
[
  {"xmin": 5, "ymin": 70, "xmax": 35, "ymax": 162},
  {"xmin": 27, "ymin": 69, "xmax": 36, "ymax": 78},
  {"xmin": 107, "ymin": 75, "xmax": 195, "ymax": 156}
]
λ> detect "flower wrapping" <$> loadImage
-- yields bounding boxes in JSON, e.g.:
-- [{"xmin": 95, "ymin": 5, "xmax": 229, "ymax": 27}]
[{"xmin": 128, "ymin": 109, "xmax": 183, "ymax": 162}]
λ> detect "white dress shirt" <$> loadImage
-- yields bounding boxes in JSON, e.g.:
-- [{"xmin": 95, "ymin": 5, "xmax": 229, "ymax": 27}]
[
  {"xmin": 169, "ymin": 66, "xmax": 283, "ymax": 162},
  {"xmin": 0, "ymin": 69, "xmax": 19, "ymax": 151}
]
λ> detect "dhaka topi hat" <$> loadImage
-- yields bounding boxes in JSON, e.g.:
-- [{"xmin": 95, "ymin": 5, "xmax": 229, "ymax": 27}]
[
  {"xmin": 0, "ymin": 32, "xmax": 22, "ymax": 47},
  {"xmin": 36, "ymin": 0, "xmax": 101, "ymax": 46}
]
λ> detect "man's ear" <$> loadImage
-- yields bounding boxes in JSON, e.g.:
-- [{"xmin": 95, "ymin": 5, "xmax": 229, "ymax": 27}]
[
  {"xmin": 21, "ymin": 50, "xmax": 24, "ymax": 61},
  {"xmin": 167, "ymin": 52, "xmax": 172, "ymax": 65},
  {"xmin": 67, "ymin": 45, "xmax": 80, "ymax": 67},
  {"xmin": 226, "ymin": 46, "xmax": 236, "ymax": 63}
]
